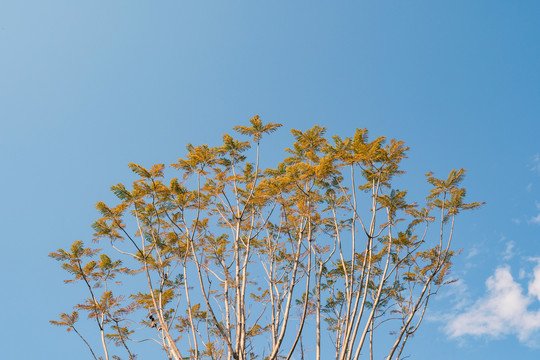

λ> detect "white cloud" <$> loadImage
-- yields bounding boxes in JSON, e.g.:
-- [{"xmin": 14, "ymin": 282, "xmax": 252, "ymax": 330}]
[
  {"xmin": 530, "ymin": 153, "xmax": 540, "ymax": 175},
  {"xmin": 529, "ymin": 213, "xmax": 540, "ymax": 224},
  {"xmin": 528, "ymin": 264, "xmax": 540, "ymax": 302},
  {"xmin": 432, "ymin": 278, "xmax": 471, "ymax": 313},
  {"xmin": 466, "ymin": 247, "xmax": 479, "ymax": 259},
  {"xmin": 446, "ymin": 279, "xmax": 471, "ymax": 311},
  {"xmin": 447, "ymin": 264, "xmax": 540, "ymax": 343},
  {"xmin": 502, "ymin": 241, "xmax": 515, "ymax": 261}
]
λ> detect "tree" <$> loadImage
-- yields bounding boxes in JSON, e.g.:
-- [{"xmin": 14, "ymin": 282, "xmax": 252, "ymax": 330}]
[{"xmin": 50, "ymin": 116, "xmax": 483, "ymax": 360}]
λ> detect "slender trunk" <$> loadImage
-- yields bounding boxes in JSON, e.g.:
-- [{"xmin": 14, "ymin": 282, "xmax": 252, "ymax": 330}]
[
  {"xmin": 316, "ymin": 264, "xmax": 322, "ymax": 360},
  {"xmin": 114, "ymin": 319, "xmax": 135, "ymax": 360},
  {"xmin": 184, "ymin": 262, "xmax": 199, "ymax": 358},
  {"xmin": 353, "ymin": 213, "xmax": 394, "ymax": 360},
  {"xmin": 286, "ymin": 231, "xmax": 312, "ymax": 360},
  {"xmin": 135, "ymin": 210, "xmax": 183, "ymax": 360},
  {"xmin": 369, "ymin": 320, "xmax": 374, "ymax": 360},
  {"xmin": 395, "ymin": 332, "xmax": 409, "ymax": 360},
  {"xmin": 268, "ymin": 221, "xmax": 309, "ymax": 360},
  {"xmin": 100, "ymin": 316, "xmax": 110, "ymax": 360},
  {"xmin": 234, "ymin": 220, "xmax": 243, "ymax": 359},
  {"xmin": 386, "ymin": 274, "xmax": 433, "ymax": 360},
  {"xmin": 340, "ymin": 178, "xmax": 380, "ymax": 360}
]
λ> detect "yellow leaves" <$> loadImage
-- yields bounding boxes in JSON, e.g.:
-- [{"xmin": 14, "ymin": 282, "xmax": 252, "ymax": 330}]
[
  {"xmin": 187, "ymin": 303, "xmax": 207, "ymax": 321},
  {"xmin": 128, "ymin": 163, "xmax": 151, "ymax": 178},
  {"xmin": 220, "ymin": 133, "xmax": 251, "ymax": 161},
  {"xmin": 247, "ymin": 324, "xmax": 265, "ymax": 337},
  {"xmin": 233, "ymin": 114, "xmax": 282, "ymax": 142},
  {"xmin": 447, "ymin": 187, "xmax": 485, "ymax": 215},
  {"xmin": 48, "ymin": 248, "xmax": 70, "ymax": 261},
  {"xmin": 314, "ymin": 154, "xmax": 337, "ymax": 180},
  {"xmin": 378, "ymin": 189, "xmax": 410, "ymax": 211},
  {"xmin": 50, "ymin": 311, "xmax": 79, "ymax": 330},
  {"xmin": 83, "ymin": 260, "xmax": 97, "ymax": 275},
  {"xmin": 169, "ymin": 177, "xmax": 181, "ymax": 193},
  {"xmin": 92, "ymin": 219, "xmax": 117, "ymax": 241},
  {"xmin": 405, "ymin": 207, "xmax": 435, "ymax": 230},
  {"xmin": 106, "ymin": 324, "xmax": 135, "ymax": 345},
  {"xmin": 250, "ymin": 289, "xmax": 270, "ymax": 303},
  {"xmin": 402, "ymin": 271, "xmax": 417, "ymax": 282},
  {"xmin": 75, "ymin": 291, "xmax": 123, "ymax": 318},
  {"xmin": 126, "ymin": 163, "xmax": 165, "ymax": 179},
  {"xmin": 286, "ymin": 126, "xmax": 328, "ymax": 165},
  {"xmin": 110, "ymin": 183, "xmax": 132, "ymax": 201},
  {"xmin": 345, "ymin": 128, "xmax": 386, "ymax": 165},
  {"xmin": 127, "ymin": 162, "xmax": 165, "ymax": 181},
  {"xmin": 461, "ymin": 199, "xmax": 485, "ymax": 211},
  {"xmin": 131, "ymin": 289, "xmax": 177, "ymax": 309},
  {"xmin": 149, "ymin": 163, "xmax": 165, "ymax": 178},
  {"xmin": 172, "ymin": 143, "xmax": 218, "ymax": 176},
  {"xmin": 385, "ymin": 139, "xmax": 409, "ymax": 163},
  {"xmin": 95, "ymin": 201, "xmax": 113, "ymax": 217},
  {"xmin": 204, "ymin": 234, "xmax": 229, "ymax": 260},
  {"xmin": 97, "ymin": 254, "xmax": 128, "ymax": 275},
  {"xmin": 445, "ymin": 168, "xmax": 466, "ymax": 188},
  {"xmin": 202, "ymin": 341, "xmax": 224, "ymax": 358},
  {"xmin": 52, "ymin": 116, "xmax": 486, "ymax": 357},
  {"xmin": 49, "ymin": 240, "xmax": 132, "ymax": 289},
  {"xmin": 49, "ymin": 240, "xmax": 100, "ymax": 262},
  {"xmin": 426, "ymin": 169, "xmax": 485, "ymax": 214},
  {"xmin": 92, "ymin": 201, "xmax": 127, "ymax": 242},
  {"xmin": 426, "ymin": 168, "xmax": 465, "ymax": 199},
  {"xmin": 352, "ymin": 128, "xmax": 369, "ymax": 147},
  {"xmin": 396, "ymin": 230, "xmax": 416, "ymax": 247}
]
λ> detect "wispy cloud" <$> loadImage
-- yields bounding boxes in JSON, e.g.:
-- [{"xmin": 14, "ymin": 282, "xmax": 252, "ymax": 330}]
[
  {"xmin": 502, "ymin": 241, "xmax": 515, "ymax": 260},
  {"xmin": 447, "ymin": 264, "xmax": 540, "ymax": 344},
  {"xmin": 530, "ymin": 203, "xmax": 540, "ymax": 224},
  {"xmin": 466, "ymin": 247, "xmax": 479, "ymax": 259},
  {"xmin": 529, "ymin": 213, "xmax": 540, "ymax": 224},
  {"xmin": 530, "ymin": 153, "xmax": 540, "ymax": 175},
  {"xmin": 444, "ymin": 279, "xmax": 471, "ymax": 311},
  {"xmin": 528, "ymin": 264, "xmax": 540, "ymax": 301}
]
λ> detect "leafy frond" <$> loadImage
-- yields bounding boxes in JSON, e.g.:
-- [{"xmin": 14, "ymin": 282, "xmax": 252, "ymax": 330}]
[{"xmin": 233, "ymin": 115, "xmax": 282, "ymax": 142}]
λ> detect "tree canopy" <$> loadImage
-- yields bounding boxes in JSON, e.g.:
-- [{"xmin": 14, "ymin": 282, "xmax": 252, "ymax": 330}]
[{"xmin": 51, "ymin": 116, "xmax": 483, "ymax": 360}]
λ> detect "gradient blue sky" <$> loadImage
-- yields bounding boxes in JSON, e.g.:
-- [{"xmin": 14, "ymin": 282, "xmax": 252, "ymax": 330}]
[{"xmin": 2, "ymin": 1, "xmax": 540, "ymax": 359}]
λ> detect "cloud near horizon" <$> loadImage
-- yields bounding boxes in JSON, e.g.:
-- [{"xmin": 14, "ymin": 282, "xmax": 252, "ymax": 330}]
[{"xmin": 447, "ymin": 263, "xmax": 540, "ymax": 343}]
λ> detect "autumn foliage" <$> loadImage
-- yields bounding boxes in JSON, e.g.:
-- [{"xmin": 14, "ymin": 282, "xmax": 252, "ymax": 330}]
[{"xmin": 51, "ymin": 116, "xmax": 482, "ymax": 360}]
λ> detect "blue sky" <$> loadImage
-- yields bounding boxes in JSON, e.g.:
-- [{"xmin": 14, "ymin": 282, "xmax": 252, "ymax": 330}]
[{"xmin": 2, "ymin": 1, "xmax": 540, "ymax": 359}]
